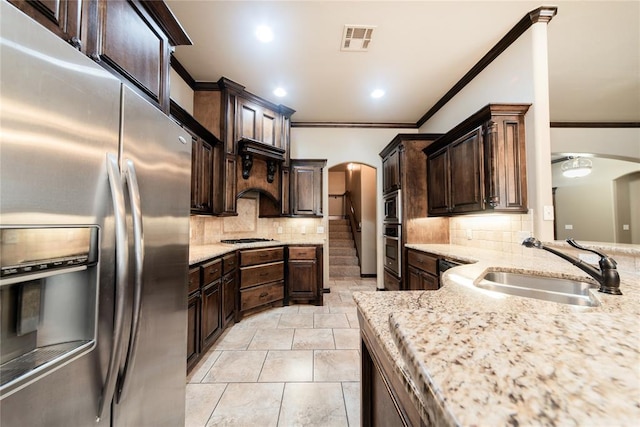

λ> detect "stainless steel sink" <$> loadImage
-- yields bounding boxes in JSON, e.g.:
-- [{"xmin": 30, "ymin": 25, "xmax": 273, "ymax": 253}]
[{"xmin": 475, "ymin": 271, "xmax": 599, "ymax": 306}]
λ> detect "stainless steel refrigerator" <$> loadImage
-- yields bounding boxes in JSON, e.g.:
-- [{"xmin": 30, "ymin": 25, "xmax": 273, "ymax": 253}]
[{"xmin": 0, "ymin": 2, "xmax": 191, "ymax": 425}]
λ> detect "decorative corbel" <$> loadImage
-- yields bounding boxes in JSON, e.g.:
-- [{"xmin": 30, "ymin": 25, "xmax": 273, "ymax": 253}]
[
  {"xmin": 267, "ymin": 160, "xmax": 277, "ymax": 183},
  {"xmin": 242, "ymin": 153, "xmax": 253, "ymax": 179}
]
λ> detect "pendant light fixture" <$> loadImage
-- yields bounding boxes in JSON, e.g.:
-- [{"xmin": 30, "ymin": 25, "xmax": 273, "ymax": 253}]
[{"xmin": 561, "ymin": 157, "xmax": 592, "ymax": 178}]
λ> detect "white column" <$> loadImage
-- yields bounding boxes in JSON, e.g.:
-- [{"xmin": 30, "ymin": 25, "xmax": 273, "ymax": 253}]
[{"xmin": 529, "ymin": 19, "xmax": 555, "ymax": 241}]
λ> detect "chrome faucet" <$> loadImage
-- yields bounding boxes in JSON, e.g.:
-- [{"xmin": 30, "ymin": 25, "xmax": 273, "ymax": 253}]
[{"xmin": 522, "ymin": 237, "xmax": 622, "ymax": 295}]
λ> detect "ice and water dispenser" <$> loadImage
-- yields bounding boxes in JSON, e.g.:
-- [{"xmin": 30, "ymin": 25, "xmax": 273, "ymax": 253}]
[{"xmin": 0, "ymin": 226, "xmax": 99, "ymax": 397}]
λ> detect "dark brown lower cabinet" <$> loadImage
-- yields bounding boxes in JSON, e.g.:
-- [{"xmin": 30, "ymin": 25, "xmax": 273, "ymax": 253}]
[
  {"xmin": 384, "ymin": 269, "xmax": 401, "ymax": 291},
  {"xmin": 286, "ymin": 245, "xmax": 323, "ymax": 306},
  {"xmin": 406, "ymin": 249, "xmax": 440, "ymax": 290},
  {"xmin": 201, "ymin": 280, "xmax": 221, "ymax": 349},
  {"xmin": 238, "ymin": 247, "xmax": 285, "ymax": 320},
  {"xmin": 186, "ymin": 291, "xmax": 201, "ymax": 371},
  {"xmin": 360, "ymin": 311, "xmax": 424, "ymax": 427}
]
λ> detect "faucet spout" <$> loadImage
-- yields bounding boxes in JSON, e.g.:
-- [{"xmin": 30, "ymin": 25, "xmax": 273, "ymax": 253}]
[{"xmin": 521, "ymin": 238, "xmax": 622, "ymax": 295}]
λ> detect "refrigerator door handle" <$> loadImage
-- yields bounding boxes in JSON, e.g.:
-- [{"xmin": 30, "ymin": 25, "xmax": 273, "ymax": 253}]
[
  {"xmin": 116, "ymin": 159, "xmax": 144, "ymax": 403},
  {"xmin": 98, "ymin": 153, "xmax": 129, "ymax": 421}
]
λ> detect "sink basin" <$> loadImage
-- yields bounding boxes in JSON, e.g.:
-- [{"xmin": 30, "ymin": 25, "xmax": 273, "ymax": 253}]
[{"xmin": 476, "ymin": 271, "xmax": 599, "ymax": 307}]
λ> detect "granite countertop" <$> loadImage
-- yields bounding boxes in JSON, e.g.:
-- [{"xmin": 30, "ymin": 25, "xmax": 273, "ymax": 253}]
[
  {"xmin": 189, "ymin": 239, "xmax": 325, "ymax": 265},
  {"xmin": 353, "ymin": 244, "xmax": 640, "ymax": 426}
]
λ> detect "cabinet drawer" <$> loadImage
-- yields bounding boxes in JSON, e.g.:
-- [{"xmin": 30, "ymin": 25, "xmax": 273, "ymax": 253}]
[
  {"xmin": 407, "ymin": 251, "xmax": 438, "ymax": 275},
  {"xmin": 240, "ymin": 261, "xmax": 284, "ymax": 289},
  {"xmin": 188, "ymin": 267, "xmax": 201, "ymax": 294},
  {"xmin": 240, "ymin": 281, "xmax": 284, "ymax": 311},
  {"xmin": 202, "ymin": 259, "xmax": 222, "ymax": 284},
  {"xmin": 223, "ymin": 252, "xmax": 238, "ymax": 273},
  {"xmin": 288, "ymin": 246, "xmax": 317, "ymax": 260},
  {"xmin": 240, "ymin": 247, "xmax": 284, "ymax": 266}
]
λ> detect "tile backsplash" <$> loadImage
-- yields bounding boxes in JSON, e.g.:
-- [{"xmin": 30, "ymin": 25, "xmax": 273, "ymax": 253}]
[
  {"xmin": 190, "ymin": 197, "xmax": 326, "ymax": 245},
  {"xmin": 449, "ymin": 213, "xmax": 533, "ymax": 255}
]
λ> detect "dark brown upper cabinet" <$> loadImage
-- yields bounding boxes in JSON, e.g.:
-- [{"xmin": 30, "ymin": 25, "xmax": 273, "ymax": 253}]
[
  {"xmin": 381, "ymin": 148, "xmax": 400, "ymax": 195},
  {"xmin": 8, "ymin": 0, "xmax": 82, "ymax": 49},
  {"xmin": 170, "ymin": 100, "xmax": 220, "ymax": 215},
  {"xmin": 84, "ymin": 0, "xmax": 191, "ymax": 113},
  {"xmin": 194, "ymin": 78, "xmax": 295, "ymax": 216},
  {"xmin": 289, "ymin": 160, "xmax": 326, "ymax": 217},
  {"xmin": 424, "ymin": 103, "xmax": 530, "ymax": 216}
]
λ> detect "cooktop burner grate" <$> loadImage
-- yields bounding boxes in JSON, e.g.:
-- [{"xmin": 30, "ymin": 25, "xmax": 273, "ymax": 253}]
[{"xmin": 220, "ymin": 238, "xmax": 277, "ymax": 244}]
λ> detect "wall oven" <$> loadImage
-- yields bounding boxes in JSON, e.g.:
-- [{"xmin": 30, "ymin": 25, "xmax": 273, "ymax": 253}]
[
  {"xmin": 383, "ymin": 190, "xmax": 401, "ymax": 224},
  {"xmin": 383, "ymin": 224, "xmax": 402, "ymax": 277}
]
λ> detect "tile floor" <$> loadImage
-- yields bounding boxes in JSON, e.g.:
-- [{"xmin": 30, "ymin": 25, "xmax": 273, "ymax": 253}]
[{"xmin": 185, "ymin": 278, "xmax": 377, "ymax": 427}]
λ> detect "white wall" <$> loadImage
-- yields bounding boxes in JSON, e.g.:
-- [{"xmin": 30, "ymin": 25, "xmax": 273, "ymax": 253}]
[
  {"xmin": 418, "ymin": 26, "xmax": 555, "ymax": 242},
  {"xmin": 170, "ymin": 68, "xmax": 194, "ymax": 114},
  {"xmin": 328, "ymin": 171, "xmax": 346, "ymax": 216},
  {"xmin": 551, "ymin": 127, "xmax": 640, "ymax": 160},
  {"xmin": 291, "ymin": 127, "xmax": 416, "ymax": 288},
  {"xmin": 360, "ymin": 165, "xmax": 377, "ymax": 274}
]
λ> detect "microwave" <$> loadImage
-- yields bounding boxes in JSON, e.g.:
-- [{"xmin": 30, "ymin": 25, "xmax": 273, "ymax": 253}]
[{"xmin": 383, "ymin": 190, "xmax": 401, "ymax": 224}]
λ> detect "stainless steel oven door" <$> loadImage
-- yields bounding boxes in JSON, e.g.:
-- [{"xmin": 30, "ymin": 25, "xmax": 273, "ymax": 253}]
[
  {"xmin": 383, "ymin": 225, "xmax": 401, "ymax": 277},
  {"xmin": 383, "ymin": 190, "xmax": 401, "ymax": 224}
]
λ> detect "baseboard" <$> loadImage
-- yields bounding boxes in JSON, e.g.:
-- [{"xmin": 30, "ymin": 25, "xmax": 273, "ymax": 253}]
[{"xmin": 360, "ymin": 274, "xmax": 377, "ymax": 278}]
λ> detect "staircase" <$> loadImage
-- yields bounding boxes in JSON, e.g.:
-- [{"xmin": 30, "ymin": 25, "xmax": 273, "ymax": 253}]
[{"xmin": 329, "ymin": 219, "xmax": 360, "ymax": 278}]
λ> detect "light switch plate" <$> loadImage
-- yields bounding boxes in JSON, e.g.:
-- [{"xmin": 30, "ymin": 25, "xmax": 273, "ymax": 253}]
[
  {"xmin": 565, "ymin": 224, "xmax": 573, "ymax": 230},
  {"xmin": 623, "ymin": 224, "xmax": 630, "ymax": 230},
  {"xmin": 317, "ymin": 226, "xmax": 325, "ymax": 234},
  {"xmin": 543, "ymin": 205, "xmax": 554, "ymax": 221},
  {"xmin": 277, "ymin": 226, "xmax": 283, "ymax": 234}
]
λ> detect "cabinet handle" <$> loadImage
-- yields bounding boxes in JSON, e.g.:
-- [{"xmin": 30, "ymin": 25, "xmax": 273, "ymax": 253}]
[
  {"xmin": 260, "ymin": 272, "xmax": 269, "ymax": 277},
  {"xmin": 259, "ymin": 292, "xmax": 269, "ymax": 298},
  {"xmin": 210, "ymin": 269, "xmax": 219, "ymax": 275}
]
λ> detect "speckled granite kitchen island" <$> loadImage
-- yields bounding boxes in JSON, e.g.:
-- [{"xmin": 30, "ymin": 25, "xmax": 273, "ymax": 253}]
[{"xmin": 354, "ymin": 244, "xmax": 640, "ymax": 426}]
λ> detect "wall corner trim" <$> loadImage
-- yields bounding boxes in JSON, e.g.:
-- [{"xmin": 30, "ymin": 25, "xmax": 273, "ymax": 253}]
[{"xmin": 416, "ymin": 6, "xmax": 559, "ymax": 128}]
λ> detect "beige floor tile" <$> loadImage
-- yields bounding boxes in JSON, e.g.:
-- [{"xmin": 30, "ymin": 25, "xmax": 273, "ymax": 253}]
[
  {"xmin": 314, "ymin": 350, "xmax": 360, "ymax": 382},
  {"xmin": 258, "ymin": 350, "xmax": 314, "ymax": 382},
  {"xmin": 342, "ymin": 382, "xmax": 360, "ymax": 427},
  {"xmin": 346, "ymin": 312, "xmax": 360, "ymax": 329},
  {"xmin": 248, "ymin": 328, "xmax": 294, "ymax": 350},
  {"xmin": 277, "ymin": 313, "xmax": 314, "ymax": 328},
  {"xmin": 328, "ymin": 303, "xmax": 356, "ymax": 314},
  {"xmin": 333, "ymin": 329, "xmax": 360, "ymax": 350},
  {"xmin": 188, "ymin": 350, "xmax": 222, "ymax": 383},
  {"xmin": 314, "ymin": 313, "xmax": 350, "ymax": 329},
  {"xmin": 292, "ymin": 328, "xmax": 335, "ymax": 350},
  {"xmin": 185, "ymin": 383, "xmax": 227, "ymax": 427},
  {"xmin": 233, "ymin": 310, "xmax": 282, "ymax": 329},
  {"xmin": 278, "ymin": 382, "xmax": 349, "ymax": 427},
  {"xmin": 203, "ymin": 350, "xmax": 267, "ymax": 383},
  {"xmin": 297, "ymin": 304, "xmax": 330, "ymax": 314},
  {"xmin": 206, "ymin": 383, "xmax": 284, "ymax": 427},
  {"xmin": 212, "ymin": 327, "xmax": 256, "ymax": 350}
]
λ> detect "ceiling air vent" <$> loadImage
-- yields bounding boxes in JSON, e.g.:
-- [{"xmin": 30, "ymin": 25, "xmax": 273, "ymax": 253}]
[{"xmin": 341, "ymin": 25, "xmax": 376, "ymax": 52}]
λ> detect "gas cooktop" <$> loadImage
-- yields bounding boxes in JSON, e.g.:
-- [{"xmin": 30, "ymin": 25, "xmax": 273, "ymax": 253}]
[{"xmin": 220, "ymin": 238, "xmax": 277, "ymax": 244}]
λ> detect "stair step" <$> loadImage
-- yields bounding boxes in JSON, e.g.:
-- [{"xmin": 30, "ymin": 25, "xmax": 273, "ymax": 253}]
[
  {"xmin": 328, "ymin": 231, "xmax": 352, "ymax": 239},
  {"xmin": 329, "ymin": 255, "xmax": 358, "ymax": 266},
  {"xmin": 329, "ymin": 240, "xmax": 355, "ymax": 248},
  {"xmin": 329, "ymin": 224, "xmax": 350, "ymax": 232},
  {"xmin": 329, "ymin": 265, "xmax": 361, "ymax": 278},
  {"xmin": 329, "ymin": 247, "xmax": 356, "ymax": 256}
]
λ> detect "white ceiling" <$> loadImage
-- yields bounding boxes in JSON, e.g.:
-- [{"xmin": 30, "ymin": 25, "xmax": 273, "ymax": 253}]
[{"xmin": 167, "ymin": 0, "xmax": 640, "ymax": 124}]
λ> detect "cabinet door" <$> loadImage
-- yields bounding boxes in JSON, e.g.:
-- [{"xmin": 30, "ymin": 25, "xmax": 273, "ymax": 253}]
[
  {"xmin": 9, "ymin": 0, "xmax": 81, "ymax": 48},
  {"xmin": 221, "ymin": 272, "xmax": 236, "ymax": 326},
  {"xmin": 190, "ymin": 136, "xmax": 213, "ymax": 213},
  {"xmin": 427, "ymin": 148, "xmax": 450, "ymax": 215},
  {"xmin": 406, "ymin": 266, "xmax": 421, "ymax": 291},
  {"xmin": 291, "ymin": 162, "xmax": 324, "ymax": 216},
  {"xmin": 187, "ymin": 292, "xmax": 201, "ymax": 370},
  {"xmin": 484, "ymin": 118, "xmax": 528, "ymax": 212},
  {"xmin": 449, "ymin": 127, "xmax": 484, "ymax": 213},
  {"xmin": 201, "ymin": 281, "xmax": 221, "ymax": 349},
  {"xmin": 420, "ymin": 271, "xmax": 439, "ymax": 290},
  {"xmin": 382, "ymin": 149, "xmax": 400, "ymax": 194},
  {"xmin": 237, "ymin": 98, "xmax": 281, "ymax": 146},
  {"xmin": 85, "ymin": 0, "xmax": 170, "ymax": 110},
  {"xmin": 288, "ymin": 260, "xmax": 316, "ymax": 299},
  {"xmin": 383, "ymin": 269, "xmax": 401, "ymax": 291}
]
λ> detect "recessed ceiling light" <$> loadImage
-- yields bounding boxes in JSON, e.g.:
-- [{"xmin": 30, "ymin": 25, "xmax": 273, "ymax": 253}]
[
  {"xmin": 273, "ymin": 87, "xmax": 287, "ymax": 97},
  {"xmin": 370, "ymin": 89, "xmax": 385, "ymax": 98},
  {"xmin": 256, "ymin": 25, "xmax": 274, "ymax": 43}
]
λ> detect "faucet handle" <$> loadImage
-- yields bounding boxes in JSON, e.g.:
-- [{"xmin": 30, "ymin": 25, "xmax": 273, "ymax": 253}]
[{"xmin": 566, "ymin": 239, "xmax": 607, "ymax": 258}]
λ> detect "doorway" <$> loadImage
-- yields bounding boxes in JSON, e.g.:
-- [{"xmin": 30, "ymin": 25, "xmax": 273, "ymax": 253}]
[{"xmin": 328, "ymin": 163, "xmax": 377, "ymax": 279}]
